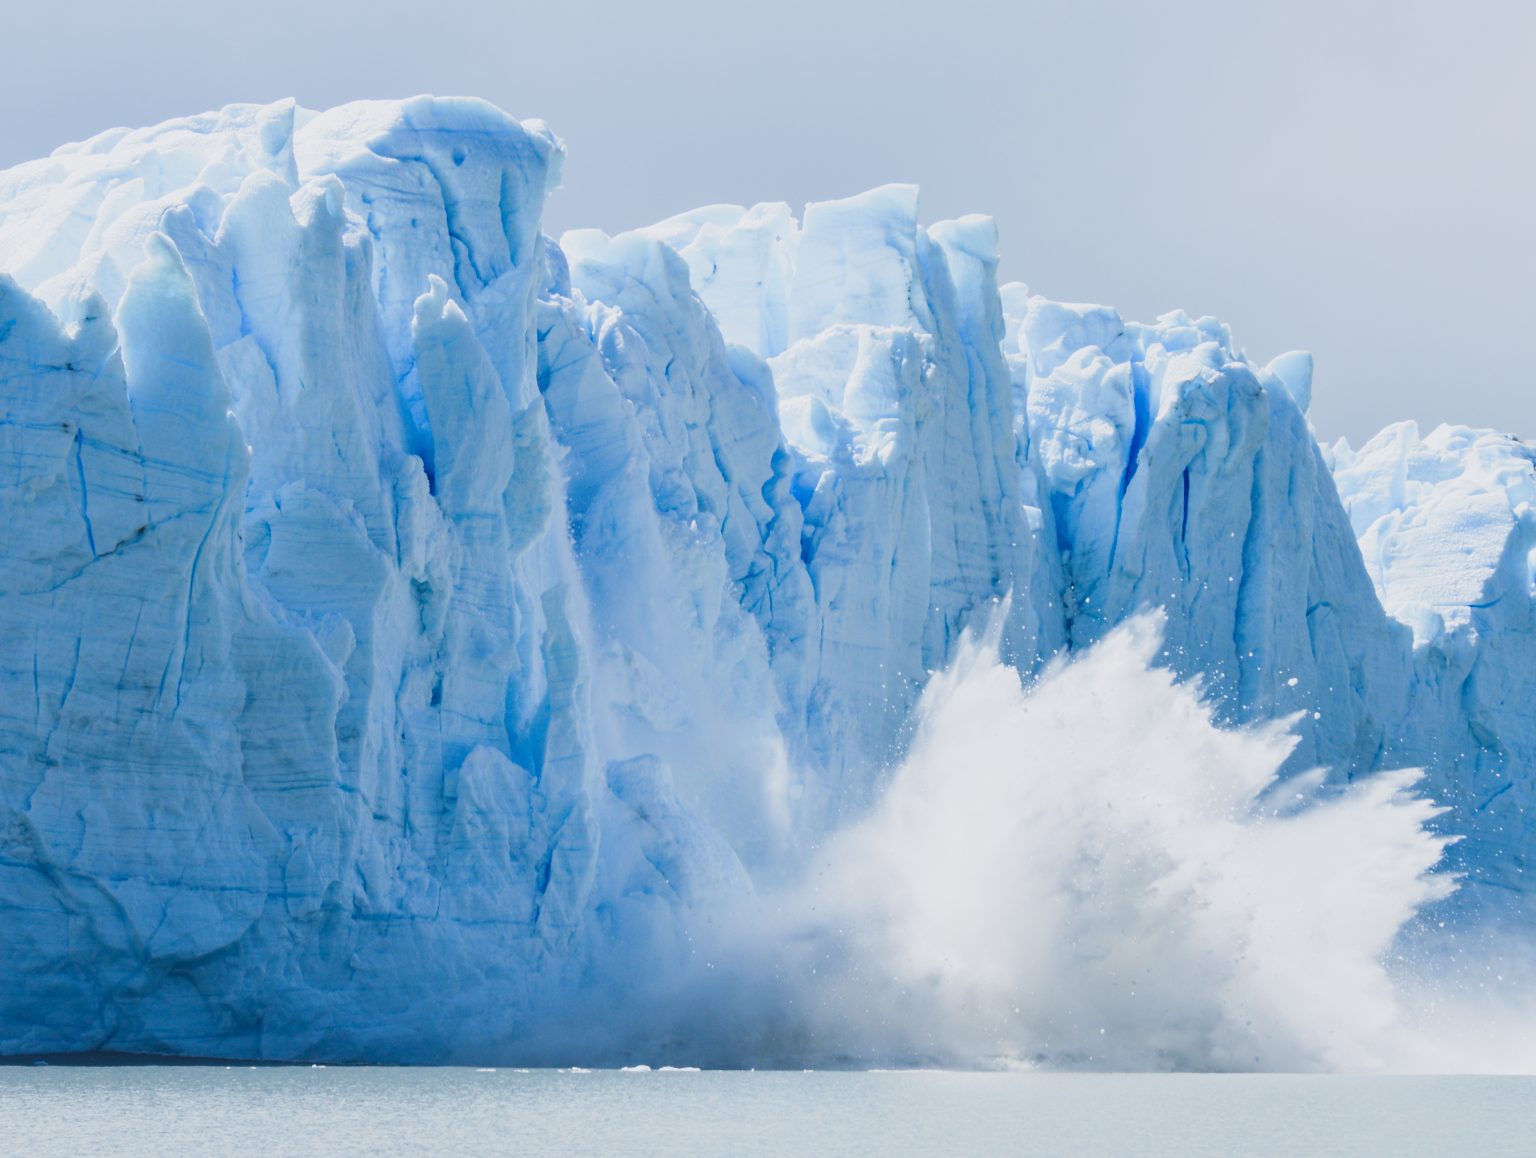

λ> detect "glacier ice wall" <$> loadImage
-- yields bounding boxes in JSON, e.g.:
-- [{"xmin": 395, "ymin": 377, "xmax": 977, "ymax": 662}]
[
  {"xmin": 0, "ymin": 99, "xmax": 614, "ymax": 1058},
  {"xmin": 0, "ymin": 97, "xmax": 1531, "ymax": 1061},
  {"xmin": 1328, "ymin": 424, "xmax": 1536, "ymax": 897}
]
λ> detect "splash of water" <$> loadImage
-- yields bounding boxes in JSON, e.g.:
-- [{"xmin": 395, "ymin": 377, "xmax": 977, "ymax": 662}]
[
  {"xmin": 782, "ymin": 611, "xmax": 1454, "ymax": 1069},
  {"xmin": 562, "ymin": 611, "xmax": 1511, "ymax": 1071}
]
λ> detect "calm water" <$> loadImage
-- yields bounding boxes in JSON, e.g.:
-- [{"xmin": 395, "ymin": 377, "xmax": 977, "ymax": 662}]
[{"xmin": 1, "ymin": 1068, "xmax": 1532, "ymax": 1156}]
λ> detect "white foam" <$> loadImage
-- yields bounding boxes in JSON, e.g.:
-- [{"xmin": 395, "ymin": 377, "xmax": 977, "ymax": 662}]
[{"xmin": 699, "ymin": 611, "xmax": 1458, "ymax": 1070}]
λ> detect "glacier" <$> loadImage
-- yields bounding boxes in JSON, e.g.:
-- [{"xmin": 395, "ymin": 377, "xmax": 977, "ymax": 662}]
[{"xmin": 0, "ymin": 97, "xmax": 1532, "ymax": 1063}]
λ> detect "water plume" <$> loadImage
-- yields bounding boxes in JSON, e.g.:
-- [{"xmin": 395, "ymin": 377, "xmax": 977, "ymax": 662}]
[
  {"xmin": 782, "ymin": 611, "xmax": 1454, "ymax": 1069},
  {"xmin": 564, "ymin": 611, "xmax": 1482, "ymax": 1071}
]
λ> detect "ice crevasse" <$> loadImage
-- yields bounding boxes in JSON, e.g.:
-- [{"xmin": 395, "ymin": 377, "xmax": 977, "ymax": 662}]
[{"xmin": 0, "ymin": 97, "xmax": 1531, "ymax": 1060}]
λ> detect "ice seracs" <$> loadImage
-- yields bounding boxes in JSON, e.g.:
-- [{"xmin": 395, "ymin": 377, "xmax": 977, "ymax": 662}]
[
  {"xmin": 0, "ymin": 96, "xmax": 1532, "ymax": 1062},
  {"xmin": 1328, "ymin": 422, "xmax": 1536, "ymax": 895},
  {"xmin": 1329, "ymin": 422, "xmax": 1536, "ymax": 646}
]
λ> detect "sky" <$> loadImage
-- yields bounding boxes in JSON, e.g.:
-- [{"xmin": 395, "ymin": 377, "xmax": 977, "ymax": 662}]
[{"xmin": 1, "ymin": 0, "xmax": 1531, "ymax": 443}]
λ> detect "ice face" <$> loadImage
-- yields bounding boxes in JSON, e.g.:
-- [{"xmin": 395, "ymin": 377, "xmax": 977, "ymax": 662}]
[
  {"xmin": 619, "ymin": 185, "xmax": 1068, "ymax": 823},
  {"xmin": 0, "ymin": 97, "xmax": 1530, "ymax": 1063},
  {"xmin": 1329, "ymin": 422, "xmax": 1536, "ymax": 646},
  {"xmin": 0, "ymin": 98, "xmax": 604, "ymax": 1059},
  {"xmin": 1327, "ymin": 422, "xmax": 1536, "ymax": 896},
  {"xmin": 1002, "ymin": 289, "xmax": 1416, "ymax": 776}
]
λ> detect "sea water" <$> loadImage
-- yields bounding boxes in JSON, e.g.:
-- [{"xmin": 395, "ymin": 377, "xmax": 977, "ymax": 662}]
[{"xmin": 2, "ymin": 1068, "xmax": 1533, "ymax": 1156}]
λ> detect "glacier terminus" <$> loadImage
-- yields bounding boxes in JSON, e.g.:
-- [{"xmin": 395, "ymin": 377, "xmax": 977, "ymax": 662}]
[{"xmin": 0, "ymin": 97, "xmax": 1532, "ymax": 1065}]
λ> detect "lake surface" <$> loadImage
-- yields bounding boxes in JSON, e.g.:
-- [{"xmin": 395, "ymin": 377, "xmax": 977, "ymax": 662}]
[{"xmin": 2, "ymin": 1067, "xmax": 1532, "ymax": 1156}]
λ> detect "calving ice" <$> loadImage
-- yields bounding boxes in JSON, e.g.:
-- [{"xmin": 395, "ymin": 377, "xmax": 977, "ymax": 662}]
[{"xmin": 0, "ymin": 97, "xmax": 1531, "ymax": 1066}]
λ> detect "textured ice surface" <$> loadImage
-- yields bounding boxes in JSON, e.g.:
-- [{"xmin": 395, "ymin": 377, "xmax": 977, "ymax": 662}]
[
  {"xmin": 0, "ymin": 98, "xmax": 1531, "ymax": 1061},
  {"xmin": 1328, "ymin": 423, "xmax": 1536, "ymax": 895},
  {"xmin": 1000, "ymin": 287, "xmax": 1415, "ymax": 775}
]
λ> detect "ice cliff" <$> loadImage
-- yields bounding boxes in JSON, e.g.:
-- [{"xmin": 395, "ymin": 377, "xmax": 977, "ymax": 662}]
[{"xmin": 0, "ymin": 98, "xmax": 1530, "ymax": 1061}]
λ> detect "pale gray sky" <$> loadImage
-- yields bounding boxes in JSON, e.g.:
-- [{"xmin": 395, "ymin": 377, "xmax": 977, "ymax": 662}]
[{"xmin": 2, "ymin": 0, "xmax": 1531, "ymax": 443}]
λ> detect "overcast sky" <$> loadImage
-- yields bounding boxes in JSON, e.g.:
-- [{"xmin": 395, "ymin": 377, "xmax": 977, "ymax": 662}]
[{"xmin": 2, "ymin": 0, "xmax": 1530, "ymax": 443}]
